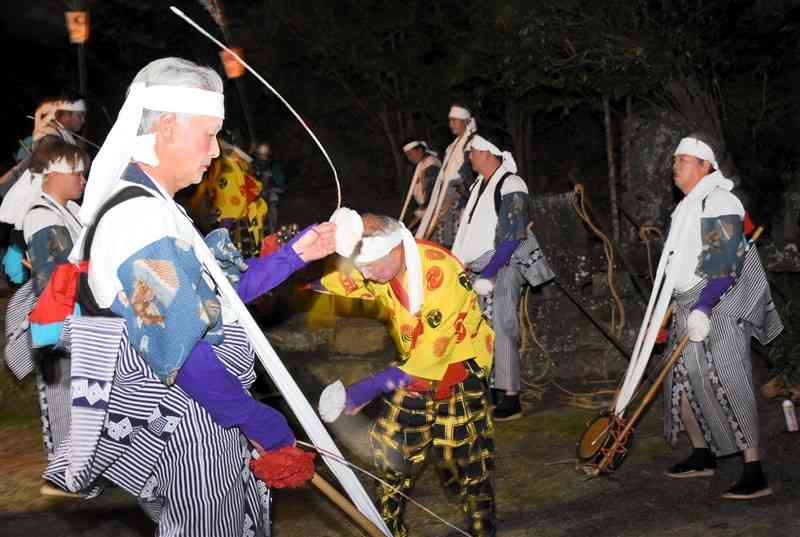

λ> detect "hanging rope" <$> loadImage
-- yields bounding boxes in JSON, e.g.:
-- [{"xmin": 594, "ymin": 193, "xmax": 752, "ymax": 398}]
[
  {"xmin": 569, "ymin": 185, "xmax": 625, "ymax": 338},
  {"xmin": 638, "ymin": 225, "xmax": 663, "ymax": 283},
  {"xmin": 518, "ymin": 286, "xmax": 553, "ymax": 404},
  {"xmin": 517, "ymin": 286, "xmax": 617, "ymax": 409}
]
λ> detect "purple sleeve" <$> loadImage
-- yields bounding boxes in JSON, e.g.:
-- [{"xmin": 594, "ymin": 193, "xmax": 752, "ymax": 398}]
[
  {"xmin": 480, "ymin": 240, "xmax": 520, "ymax": 279},
  {"xmin": 345, "ymin": 367, "xmax": 412, "ymax": 410},
  {"xmin": 238, "ymin": 244, "xmax": 306, "ymax": 303},
  {"xmin": 175, "ymin": 340, "xmax": 295, "ymax": 451},
  {"xmin": 693, "ymin": 276, "xmax": 735, "ymax": 316},
  {"xmin": 237, "ymin": 225, "xmax": 320, "ymax": 303}
]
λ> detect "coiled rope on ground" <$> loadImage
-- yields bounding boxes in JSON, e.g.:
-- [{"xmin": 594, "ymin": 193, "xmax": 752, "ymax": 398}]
[{"xmin": 517, "ymin": 185, "xmax": 630, "ymax": 409}]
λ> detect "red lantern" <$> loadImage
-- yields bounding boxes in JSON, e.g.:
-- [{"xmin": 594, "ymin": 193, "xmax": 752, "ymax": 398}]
[
  {"xmin": 220, "ymin": 48, "xmax": 245, "ymax": 79},
  {"xmin": 65, "ymin": 11, "xmax": 90, "ymax": 44}
]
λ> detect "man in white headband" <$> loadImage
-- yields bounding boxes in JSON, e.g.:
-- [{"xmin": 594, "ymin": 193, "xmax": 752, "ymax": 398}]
[
  {"xmin": 0, "ymin": 96, "xmax": 87, "ymax": 205},
  {"xmin": 0, "ymin": 96, "xmax": 91, "ymax": 281},
  {"xmin": 452, "ymin": 134, "xmax": 554, "ymax": 421},
  {"xmin": 398, "ymin": 138, "xmax": 441, "ymax": 224},
  {"xmin": 316, "ymin": 212, "xmax": 496, "ymax": 537},
  {"xmin": 415, "ymin": 103, "xmax": 477, "ymax": 247},
  {"xmin": 617, "ymin": 133, "xmax": 781, "ymax": 500},
  {"xmin": 31, "ymin": 95, "xmax": 87, "ymax": 145},
  {"xmin": 42, "ymin": 57, "xmax": 336, "ymax": 534},
  {"xmin": 0, "ymin": 137, "xmax": 88, "ymax": 497}
]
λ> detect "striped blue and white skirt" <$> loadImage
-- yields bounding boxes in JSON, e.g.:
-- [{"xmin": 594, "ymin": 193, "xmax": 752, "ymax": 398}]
[
  {"xmin": 663, "ymin": 246, "xmax": 783, "ymax": 456},
  {"xmin": 44, "ymin": 316, "xmax": 271, "ymax": 537}
]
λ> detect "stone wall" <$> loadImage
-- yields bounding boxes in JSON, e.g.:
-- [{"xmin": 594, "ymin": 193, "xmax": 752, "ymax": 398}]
[{"xmin": 527, "ymin": 192, "xmax": 645, "ymax": 381}]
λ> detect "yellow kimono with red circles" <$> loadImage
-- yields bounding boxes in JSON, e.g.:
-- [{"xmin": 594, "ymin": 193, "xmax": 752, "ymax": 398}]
[
  {"xmin": 320, "ymin": 240, "xmax": 494, "ymax": 381},
  {"xmin": 205, "ymin": 148, "xmax": 268, "ymax": 248}
]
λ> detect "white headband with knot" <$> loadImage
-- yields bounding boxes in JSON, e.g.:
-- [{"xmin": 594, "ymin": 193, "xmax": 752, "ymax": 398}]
[
  {"xmin": 402, "ymin": 140, "xmax": 426, "ymax": 152},
  {"xmin": 58, "ymin": 99, "xmax": 87, "ymax": 112},
  {"xmin": 467, "ymin": 135, "xmax": 518, "ymax": 174},
  {"xmin": 353, "ymin": 227, "xmax": 405, "ymax": 265},
  {"xmin": 674, "ymin": 137, "xmax": 718, "ymax": 170},
  {"xmin": 351, "ymin": 222, "xmax": 423, "ymax": 314},
  {"xmin": 78, "ymin": 81, "xmax": 225, "ymax": 225},
  {"xmin": 448, "ymin": 106, "xmax": 471, "ymax": 120},
  {"xmin": 46, "ymin": 157, "xmax": 85, "ymax": 175}
]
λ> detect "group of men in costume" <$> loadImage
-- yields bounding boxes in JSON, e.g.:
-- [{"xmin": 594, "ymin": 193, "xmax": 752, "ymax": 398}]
[
  {"xmin": 0, "ymin": 51, "xmax": 785, "ymax": 537},
  {"xmin": 2, "ymin": 58, "xmax": 337, "ymax": 535},
  {"xmin": 402, "ymin": 104, "xmax": 554, "ymax": 421}
]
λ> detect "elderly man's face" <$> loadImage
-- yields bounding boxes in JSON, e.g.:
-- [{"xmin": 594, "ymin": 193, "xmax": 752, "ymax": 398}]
[
  {"xmin": 356, "ymin": 244, "xmax": 404, "ymax": 283},
  {"xmin": 448, "ymin": 117, "xmax": 467, "ymax": 137},
  {"xmin": 172, "ymin": 115, "xmax": 222, "ymax": 188},
  {"xmin": 672, "ymin": 154, "xmax": 710, "ymax": 195}
]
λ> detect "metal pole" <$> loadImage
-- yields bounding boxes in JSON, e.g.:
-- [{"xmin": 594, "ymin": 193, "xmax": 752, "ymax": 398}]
[{"xmin": 78, "ymin": 43, "xmax": 87, "ymax": 96}]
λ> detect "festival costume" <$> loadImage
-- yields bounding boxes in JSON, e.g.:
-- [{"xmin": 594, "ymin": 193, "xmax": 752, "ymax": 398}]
[
  {"xmin": 0, "ymin": 99, "xmax": 81, "ymax": 200},
  {"xmin": 319, "ymin": 240, "xmax": 496, "ymax": 536},
  {"xmin": 42, "ymin": 158, "xmax": 310, "ymax": 535},
  {"xmin": 416, "ymin": 113, "xmax": 476, "ymax": 248},
  {"xmin": 1, "ymin": 193, "xmax": 83, "ymax": 460},
  {"xmin": 452, "ymin": 145, "xmax": 554, "ymax": 395},
  {"xmin": 399, "ymin": 142, "xmax": 441, "ymax": 223},
  {"xmin": 661, "ymin": 179, "xmax": 783, "ymax": 456},
  {"xmin": 206, "ymin": 147, "xmax": 268, "ymax": 257}
]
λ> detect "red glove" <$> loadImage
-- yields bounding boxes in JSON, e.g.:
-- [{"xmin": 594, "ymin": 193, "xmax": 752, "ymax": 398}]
[
  {"xmin": 250, "ymin": 446, "xmax": 316, "ymax": 488},
  {"xmin": 260, "ymin": 234, "xmax": 280, "ymax": 257},
  {"xmin": 656, "ymin": 327, "xmax": 669, "ymax": 344}
]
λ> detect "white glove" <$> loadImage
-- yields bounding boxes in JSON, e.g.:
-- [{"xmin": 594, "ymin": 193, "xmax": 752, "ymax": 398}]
[
  {"xmin": 329, "ymin": 207, "xmax": 363, "ymax": 258},
  {"xmin": 473, "ymin": 277, "xmax": 494, "ymax": 296},
  {"xmin": 318, "ymin": 380, "xmax": 346, "ymax": 423},
  {"xmin": 687, "ymin": 309, "xmax": 711, "ymax": 342}
]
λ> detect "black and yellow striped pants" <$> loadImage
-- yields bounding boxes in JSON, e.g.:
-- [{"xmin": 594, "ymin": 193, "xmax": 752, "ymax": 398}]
[{"xmin": 370, "ymin": 370, "xmax": 495, "ymax": 537}]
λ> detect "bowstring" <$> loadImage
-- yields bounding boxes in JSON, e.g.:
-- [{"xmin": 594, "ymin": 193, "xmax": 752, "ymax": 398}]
[
  {"xmin": 170, "ymin": 6, "xmax": 341, "ymax": 211},
  {"xmin": 296, "ymin": 440, "xmax": 473, "ymax": 537}
]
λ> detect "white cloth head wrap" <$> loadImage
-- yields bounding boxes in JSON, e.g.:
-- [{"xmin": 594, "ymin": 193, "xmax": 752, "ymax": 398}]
[
  {"xmin": 467, "ymin": 134, "xmax": 518, "ymax": 174},
  {"xmin": 46, "ymin": 157, "xmax": 86, "ymax": 175},
  {"xmin": 448, "ymin": 106, "xmax": 471, "ymax": 120},
  {"xmin": 448, "ymin": 105, "xmax": 477, "ymax": 133},
  {"xmin": 78, "ymin": 83, "xmax": 225, "ymax": 224},
  {"xmin": 402, "ymin": 140, "xmax": 426, "ymax": 152},
  {"xmin": 350, "ymin": 221, "xmax": 423, "ymax": 315},
  {"xmin": 57, "ymin": 99, "xmax": 87, "ymax": 112},
  {"xmin": 402, "ymin": 140, "xmax": 438, "ymax": 159},
  {"xmin": 674, "ymin": 137, "xmax": 718, "ymax": 170}
]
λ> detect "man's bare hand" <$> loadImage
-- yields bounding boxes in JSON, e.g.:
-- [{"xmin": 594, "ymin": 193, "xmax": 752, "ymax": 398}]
[{"xmin": 292, "ymin": 222, "xmax": 337, "ymax": 262}]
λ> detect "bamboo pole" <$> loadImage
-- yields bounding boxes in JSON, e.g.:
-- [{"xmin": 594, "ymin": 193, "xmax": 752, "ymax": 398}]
[
  {"xmin": 311, "ymin": 473, "xmax": 386, "ymax": 537},
  {"xmin": 593, "ymin": 226, "xmax": 765, "ymax": 476}
]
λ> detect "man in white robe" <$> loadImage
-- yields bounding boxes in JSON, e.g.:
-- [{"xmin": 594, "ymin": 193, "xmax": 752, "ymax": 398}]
[{"xmin": 415, "ymin": 104, "xmax": 476, "ymax": 248}]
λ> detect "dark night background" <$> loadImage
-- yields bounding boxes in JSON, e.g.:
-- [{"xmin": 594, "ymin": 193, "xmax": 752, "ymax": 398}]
[
  {"xmin": 1, "ymin": 0, "xmax": 799, "ymax": 227},
  {"xmin": 3, "ymin": 4, "xmax": 800, "ymax": 536}
]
